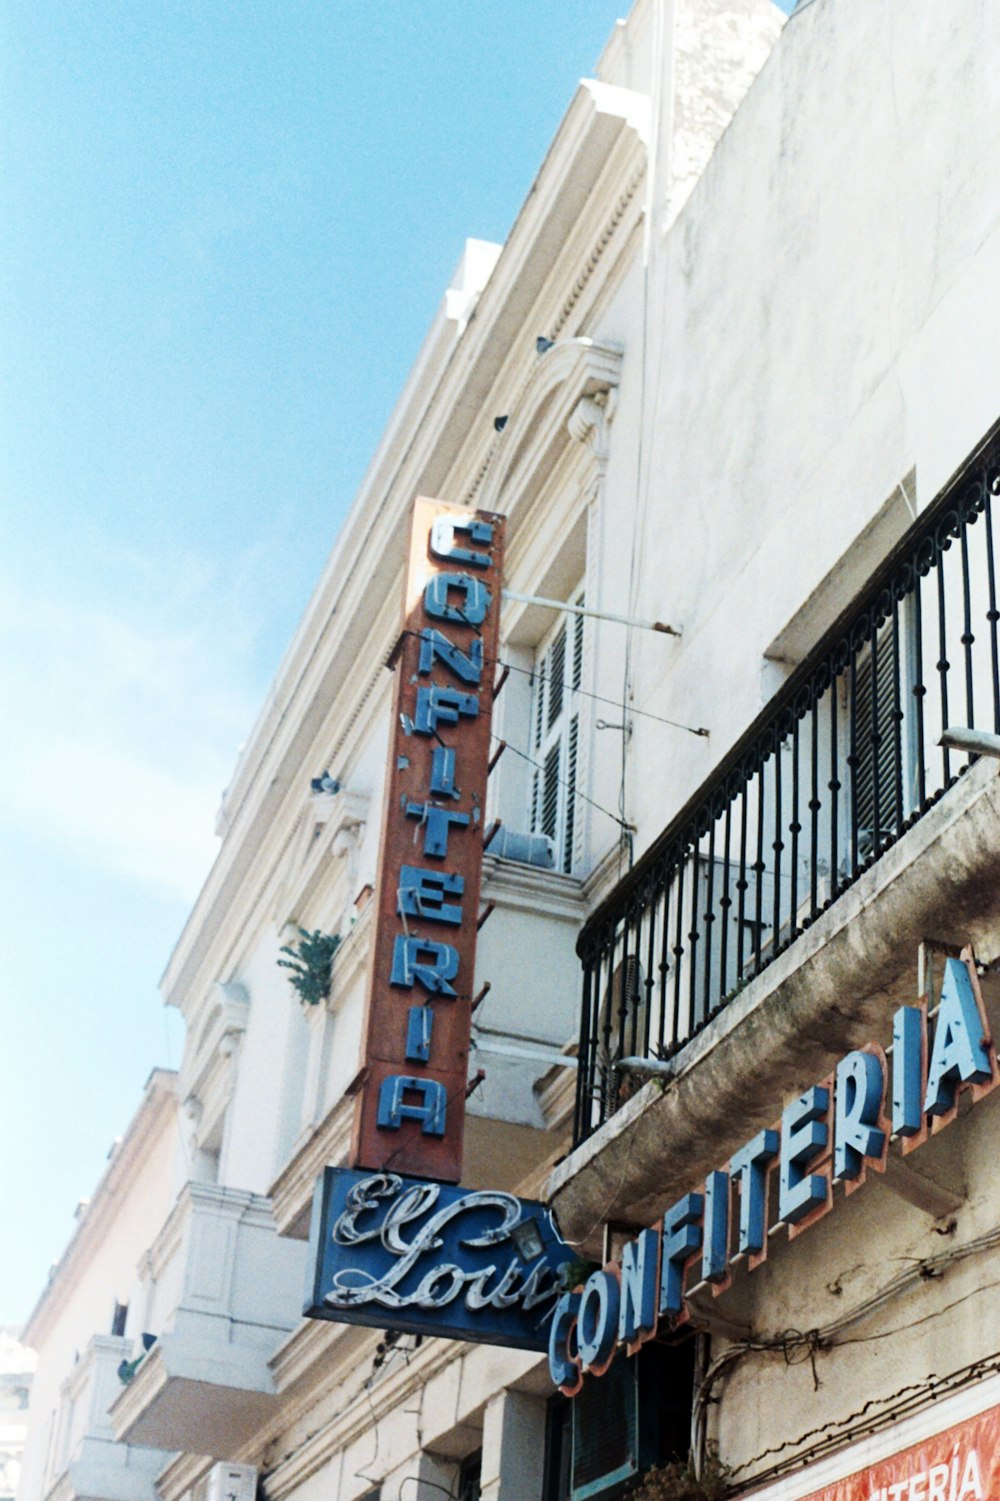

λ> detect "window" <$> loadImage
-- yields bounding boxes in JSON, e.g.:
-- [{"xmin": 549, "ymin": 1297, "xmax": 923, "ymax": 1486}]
[
  {"xmin": 849, "ymin": 607, "xmax": 917, "ymax": 861},
  {"xmin": 543, "ymin": 1395, "xmax": 572, "ymax": 1501},
  {"xmin": 562, "ymin": 1339, "xmax": 695, "ymax": 1501},
  {"xmin": 530, "ymin": 593, "xmax": 584, "ymax": 874},
  {"xmin": 457, "ymin": 1450, "xmax": 482, "ymax": 1501},
  {"xmin": 110, "ymin": 1301, "xmax": 128, "ymax": 1337}
]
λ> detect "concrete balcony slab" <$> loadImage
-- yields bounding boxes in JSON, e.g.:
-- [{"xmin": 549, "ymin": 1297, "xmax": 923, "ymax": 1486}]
[
  {"xmin": 548, "ymin": 756, "xmax": 1000, "ymax": 1249},
  {"xmin": 45, "ymin": 1336, "xmax": 169, "ymax": 1501},
  {"xmin": 109, "ymin": 1185, "xmax": 306, "ymax": 1459}
]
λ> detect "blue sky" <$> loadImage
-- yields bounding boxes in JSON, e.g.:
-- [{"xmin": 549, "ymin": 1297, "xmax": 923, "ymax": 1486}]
[{"xmin": 1, "ymin": 1, "xmax": 791, "ymax": 1328}]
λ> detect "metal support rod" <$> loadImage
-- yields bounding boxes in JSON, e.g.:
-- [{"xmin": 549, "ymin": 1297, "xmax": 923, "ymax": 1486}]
[
  {"xmin": 501, "ymin": 588, "xmax": 681, "ymax": 637},
  {"xmin": 939, "ymin": 726, "xmax": 1000, "ymax": 759},
  {"xmin": 615, "ymin": 1056, "xmax": 676, "ymax": 1079}
]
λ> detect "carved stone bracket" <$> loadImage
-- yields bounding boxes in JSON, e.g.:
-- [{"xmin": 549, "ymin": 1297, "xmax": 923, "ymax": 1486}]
[{"xmin": 477, "ymin": 337, "xmax": 623, "ymax": 520}]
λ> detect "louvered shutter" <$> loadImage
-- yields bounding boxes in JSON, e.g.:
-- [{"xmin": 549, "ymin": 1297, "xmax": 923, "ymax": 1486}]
[
  {"xmin": 528, "ymin": 592, "xmax": 584, "ymax": 873},
  {"xmin": 853, "ymin": 616, "xmax": 899, "ymax": 855}
]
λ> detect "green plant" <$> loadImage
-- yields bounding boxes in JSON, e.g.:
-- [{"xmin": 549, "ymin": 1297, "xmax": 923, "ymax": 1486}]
[
  {"xmin": 278, "ymin": 929, "xmax": 341, "ymax": 1007},
  {"xmin": 116, "ymin": 1353, "xmax": 146, "ymax": 1386},
  {"xmin": 559, "ymin": 1257, "xmax": 600, "ymax": 1292},
  {"xmin": 629, "ymin": 1454, "xmax": 730, "ymax": 1501}
]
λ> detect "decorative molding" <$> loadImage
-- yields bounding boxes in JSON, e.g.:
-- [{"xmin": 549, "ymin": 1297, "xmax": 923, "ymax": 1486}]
[
  {"xmin": 268, "ymin": 1096, "xmax": 354, "ymax": 1240},
  {"xmin": 155, "ymin": 1451, "xmax": 213, "ymax": 1501},
  {"xmin": 178, "ymin": 984, "xmax": 251, "ymax": 1144},
  {"xmin": 481, "ymin": 855, "xmax": 587, "ymax": 924},
  {"xmin": 550, "ymin": 168, "xmax": 645, "ymax": 341},
  {"xmin": 476, "ymin": 338, "xmax": 623, "ymax": 519},
  {"xmin": 275, "ymin": 787, "xmax": 371, "ymax": 931}
]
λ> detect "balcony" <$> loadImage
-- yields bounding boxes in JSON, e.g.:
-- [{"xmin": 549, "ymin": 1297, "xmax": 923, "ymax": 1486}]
[
  {"xmin": 45, "ymin": 1336, "xmax": 169, "ymax": 1501},
  {"xmin": 109, "ymin": 1184, "xmax": 306, "ymax": 1459},
  {"xmin": 552, "ymin": 429, "xmax": 1000, "ymax": 1243}
]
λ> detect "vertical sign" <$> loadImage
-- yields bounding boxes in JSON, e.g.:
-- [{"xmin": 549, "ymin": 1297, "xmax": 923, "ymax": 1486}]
[{"xmin": 349, "ymin": 498, "xmax": 505, "ymax": 1183}]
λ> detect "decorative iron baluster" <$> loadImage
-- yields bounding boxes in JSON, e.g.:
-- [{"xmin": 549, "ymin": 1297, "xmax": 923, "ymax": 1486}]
[
  {"xmin": 719, "ymin": 795, "xmax": 733, "ymax": 998},
  {"xmin": 671, "ymin": 854, "xmax": 686, "ymax": 1046},
  {"xmin": 657, "ymin": 866, "xmax": 673, "ymax": 1055},
  {"xmin": 959, "ymin": 515, "xmax": 975, "ymax": 732},
  {"xmin": 809, "ymin": 696, "xmax": 820, "ymax": 918},
  {"xmin": 643, "ymin": 880, "xmax": 658, "ymax": 1058},
  {"xmin": 789, "ymin": 711, "xmax": 801, "ymax": 940},
  {"xmin": 936, "ymin": 542, "xmax": 952, "ymax": 788},
  {"xmin": 848, "ymin": 646, "xmax": 860, "ymax": 876},
  {"xmin": 985, "ymin": 486, "xmax": 1000, "ymax": 732},
  {"xmin": 891, "ymin": 590, "xmax": 904, "ymax": 834},
  {"xmin": 736, "ymin": 779, "xmax": 749, "ymax": 981},
  {"xmin": 772, "ymin": 733, "xmax": 783, "ymax": 951},
  {"xmin": 702, "ymin": 817, "xmax": 716, "ymax": 1024},
  {"xmin": 753, "ymin": 766, "xmax": 766, "ymax": 974}
]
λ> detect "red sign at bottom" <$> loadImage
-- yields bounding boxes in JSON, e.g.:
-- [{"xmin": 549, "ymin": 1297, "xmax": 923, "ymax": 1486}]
[{"xmin": 793, "ymin": 1403, "xmax": 999, "ymax": 1501}]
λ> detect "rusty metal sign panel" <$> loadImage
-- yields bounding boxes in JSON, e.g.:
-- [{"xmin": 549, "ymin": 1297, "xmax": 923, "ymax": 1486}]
[
  {"xmin": 786, "ymin": 1403, "xmax": 1000, "ymax": 1501},
  {"xmin": 349, "ymin": 497, "xmax": 505, "ymax": 1183}
]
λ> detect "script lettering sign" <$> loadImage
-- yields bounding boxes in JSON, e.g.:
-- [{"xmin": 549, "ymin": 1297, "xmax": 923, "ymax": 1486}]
[
  {"xmin": 349, "ymin": 497, "xmax": 505, "ymax": 1183},
  {"xmin": 305, "ymin": 1167, "xmax": 571, "ymax": 1351}
]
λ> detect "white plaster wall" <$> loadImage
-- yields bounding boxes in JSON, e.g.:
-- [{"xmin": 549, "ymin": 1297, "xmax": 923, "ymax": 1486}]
[
  {"xmin": 605, "ymin": 0, "xmax": 1000, "ymax": 869},
  {"xmin": 18, "ymin": 1092, "xmax": 179, "ymax": 1501},
  {"xmin": 712, "ymin": 1086, "xmax": 1000, "ymax": 1478},
  {"xmin": 223, "ymin": 927, "xmax": 298, "ymax": 1193}
]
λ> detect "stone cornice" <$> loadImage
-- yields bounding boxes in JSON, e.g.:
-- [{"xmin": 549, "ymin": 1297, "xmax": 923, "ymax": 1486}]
[
  {"xmin": 480, "ymin": 854, "xmax": 587, "ymax": 922},
  {"xmin": 268, "ymin": 1097, "xmax": 353, "ymax": 1241},
  {"xmin": 155, "ymin": 1451, "xmax": 211, "ymax": 1501}
]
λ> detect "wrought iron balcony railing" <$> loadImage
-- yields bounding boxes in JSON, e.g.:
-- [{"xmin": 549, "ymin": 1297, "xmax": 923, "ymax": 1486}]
[{"xmin": 574, "ymin": 427, "xmax": 1000, "ymax": 1145}]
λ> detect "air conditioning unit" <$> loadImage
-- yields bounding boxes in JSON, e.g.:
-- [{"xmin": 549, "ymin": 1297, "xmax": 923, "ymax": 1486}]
[
  {"xmin": 488, "ymin": 827, "xmax": 556, "ymax": 869},
  {"xmin": 205, "ymin": 1463, "xmax": 257, "ymax": 1501}
]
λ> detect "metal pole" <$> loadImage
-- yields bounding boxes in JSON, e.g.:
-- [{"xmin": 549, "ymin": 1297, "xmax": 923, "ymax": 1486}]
[{"xmin": 501, "ymin": 589, "xmax": 681, "ymax": 637}]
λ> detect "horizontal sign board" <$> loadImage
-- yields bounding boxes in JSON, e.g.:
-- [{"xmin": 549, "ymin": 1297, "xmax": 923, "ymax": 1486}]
[
  {"xmin": 306, "ymin": 1166, "xmax": 572, "ymax": 1351},
  {"xmin": 550, "ymin": 951, "xmax": 1000, "ymax": 1392},
  {"xmin": 793, "ymin": 1403, "xmax": 999, "ymax": 1501}
]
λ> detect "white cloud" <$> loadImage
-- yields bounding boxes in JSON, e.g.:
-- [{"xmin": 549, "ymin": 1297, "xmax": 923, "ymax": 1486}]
[{"xmin": 0, "ymin": 568, "xmax": 261, "ymax": 902}]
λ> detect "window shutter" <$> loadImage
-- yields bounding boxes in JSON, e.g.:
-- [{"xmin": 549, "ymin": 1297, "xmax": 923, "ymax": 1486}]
[{"xmin": 528, "ymin": 590, "xmax": 585, "ymax": 874}]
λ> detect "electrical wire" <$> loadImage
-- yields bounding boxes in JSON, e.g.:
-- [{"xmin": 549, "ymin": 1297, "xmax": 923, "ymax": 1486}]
[
  {"xmin": 692, "ymin": 1221, "xmax": 1000, "ymax": 1481},
  {"xmin": 493, "ymin": 652, "xmax": 708, "ymax": 737},
  {"xmin": 393, "ymin": 630, "xmax": 709, "ymax": 737},
  {"xmin": 492, "ymin": 734, "xmax": 634, "ymax": 837}
]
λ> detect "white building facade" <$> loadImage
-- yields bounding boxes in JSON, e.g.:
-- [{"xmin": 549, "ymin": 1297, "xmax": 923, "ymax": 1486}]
[{"xmin": 20, "ymin": 1, "xmax": 1000, "ymax": 1499}]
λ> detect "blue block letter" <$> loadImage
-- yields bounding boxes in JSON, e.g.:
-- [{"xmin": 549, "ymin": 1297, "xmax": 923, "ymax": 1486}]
[
  {"xmin": 779, "ymin": 1086, "xmax": 829, "ymax": 1225},
  {"xmin": 376, "ymin": 1075, "xmax": 447, "ymax": 1136},
  {"xmin": 577, "ymin": 1271, "xmax": 620, "ymax": 1372},
  {"xmin": 892, "ymin": 1006, "xmax": 924, "ymax": 1137},
  {"xmin": 729, "ymin": 1128, "xmax": 779, "ymax": 1256},
  {"xmin": 391, "ymin": 936, "xmax": 459, "ymax": 995},
  {"xmin": 702, "ymin": 1170, "xmax": 730, "ymax": 1283},
  {"xmin": 430, "ymin": 516, "xmax": 494, "ymax": 569},
  {"xmin": 834, "ymin": 1051, "xmax": 885, "ymax": 1182},
  {"xmin": 659, "ymin": 1194, "xmax": 703, "ymax": 1315},
  {"xmin": 924, "ymin": 958, "xmax": 992, "ymax": 1115},
  {"xmin": 398, "ymin": 867, "xmax": 464, "ymax": 925},
  {"xmin": 423, "ymin": 573, "xmax": 491, "ymax": 626},
  {"xmin": 619, "ymin": 1228, "xmax": 659, "ymax": 1344},
  {"xmin": 413, "ymin": 685, "xmax": 479, "ymax": 736}
]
